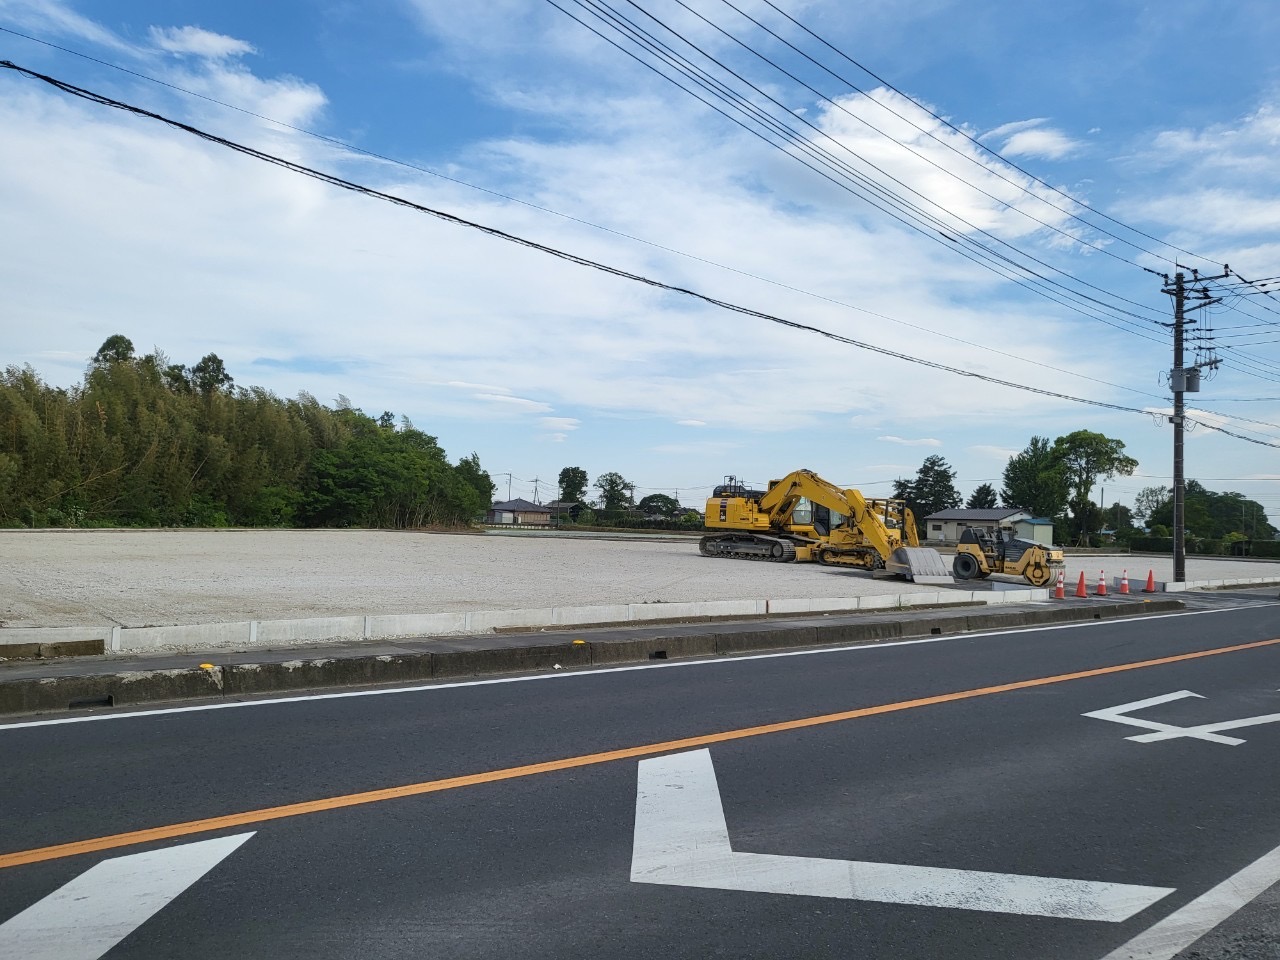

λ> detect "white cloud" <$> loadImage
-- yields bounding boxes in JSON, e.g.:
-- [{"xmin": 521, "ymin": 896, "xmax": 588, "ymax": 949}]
[
  {"xmin": 473, "ymin": 394, "xmax": 553, "ymax": 413},
  {"xmin": 0, "ymin": 0, "xmax": 136, "ymax": 53},
  {"xmin": 969, "ymin": 444, "xmax": 1019, "ymax": 459},
  {"xmin": 149, "ymin": 25, "xmax": 255, "ymax": 59},
  {"xmin": 676, "ymin": 419, "xmax": 706, "ymax": 427},
  {"xmin": 982, "ymin": 118, "xmax": 1049, "ymax": 141},
  {"xmin": 539, "ymin": 417, "xmax": 580, "ymax": 431},
  {"xmin": 877, "ymin": 435, "xmax": 942, "ymax": 447},
  {"xmin": 1000, "ymin": 128, "xmax": 1080, "ymax": 160}
]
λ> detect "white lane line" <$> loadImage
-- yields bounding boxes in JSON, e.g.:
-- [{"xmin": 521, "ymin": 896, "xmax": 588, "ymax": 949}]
[
  {"xmin": 1100, "ymin": 838, "xmax": 1280, "ymax": 959},
  {"xmin": 0, "ymin": 832, "xmax": 252, "ymax": 960},
  {"xmin": 632, "ymin": 750, "xmax": 1173, "ymax": 922},
  {"xmin": 0, "ymin": 603, "xmax": 1264, "ymax": 731}
]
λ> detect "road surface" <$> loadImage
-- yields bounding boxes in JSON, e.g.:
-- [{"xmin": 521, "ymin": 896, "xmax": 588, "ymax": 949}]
[{"xmin": 2, "ymin": 590, "xmax": 1279, "ymax": 958}]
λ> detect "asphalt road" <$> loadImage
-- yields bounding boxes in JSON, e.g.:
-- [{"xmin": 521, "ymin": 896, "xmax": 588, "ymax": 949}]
[{"xmin": 2, "ymin": 594, "xmax": 1280, "ymax": 959}]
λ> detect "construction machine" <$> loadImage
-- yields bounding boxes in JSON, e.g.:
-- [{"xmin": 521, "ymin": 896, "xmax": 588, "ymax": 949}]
[
  {"xmin": 952, "ymin": 525, "xmax": 1064, "ymax": 587},
  {"xmin": 700, "ymin": 470, "xmax": 953, "ymax": 583}
]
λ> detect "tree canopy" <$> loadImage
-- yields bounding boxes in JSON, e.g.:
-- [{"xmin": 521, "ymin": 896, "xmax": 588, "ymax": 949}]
[
  {"xmin": 1000, "ymin": 436, "xmax": 1068, "ymax": 518},
  {"xmin": 594, "ymin": 471, "xmax": 634, "ymax": 513},
  {"xmin": 893, "ymin": 455, "xmax": 961, "ymax": 518},
  {"xmin": 0, "ymin": 336, "xmax": 492, "ymax": 529},
  {"xmin": 965, "ymin": 483, "xmax": 998, "ymax": 509},
  {"xmin": 558, "ymin": 466, "xmax": 588, "ymax": 503}
]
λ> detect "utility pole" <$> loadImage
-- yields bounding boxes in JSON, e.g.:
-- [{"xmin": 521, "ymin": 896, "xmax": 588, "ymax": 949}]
[{"xmin": 1159, "ymin": 267, "xmax": 1227, "ymax": 582}]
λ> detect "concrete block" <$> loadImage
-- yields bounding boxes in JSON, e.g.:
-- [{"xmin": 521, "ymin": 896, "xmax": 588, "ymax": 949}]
[
  {"xmin": 900, "ymin": 615, "xmax": 970, "ymax": 638},
  {"xmin": 766, "ymin": 597, "xmax": 814, "ymax": 615},
  {"xmin": 119, "ymin": 621, "xmax": 254, "ymax": 652},
  {"xmin": 965, "ymin": 611, "xmax": 1029, "ymax": 631},
  {"xmin": 588, "ymin": 633, "xmax": 718, "ymax": 664},
  {"xmin": 223, "ymin": 654, "xmax": 434, "ymax": 695},
  {"xmin": 897, "ymin": 592, "xmax": 941, "ymax": 608},
  {"xmin": 255, "ymin": 617, "xmax": 366, "ymax": 644},
  {"xmin": 0, "ymin": 667, "xmax": 227, "ymax": 715},
  {"xmin": 857, "ymin": 594, "xmax": 898, "ymax": 610},
  {"xmin": 0, "ymin": 643, "xmax": 42, "ymax": 660},
  {"xmin": 0, "ymin": 626, "xmax": 113, "ymax": 647},
  {"xmin": 552, "ymin": 605, "xmax": 630, "ymax": 626},
  {"xmin": 811, "ymin": 620, "xmax": 902, "ymax": 646},
  {"xmin": 431, "ymin": 640, "xmax": 591, "ymax": 679},
  {"xmin": 464, "ymin": 608, "xmax": 554, "ymax": 633},
  {"xmin": 366, "ymin": 613, "xmax": 468, "ymax": 638},
  {"xmin": 39, "ymin": 639, "xmax": 106, "ymax": 658},
  {"xmin": 1164, "ymin": 582, "xmax": 1187, "ymax": 592},
  {"xmin": 806, "ymin": 597, "xmax": 862, "ymax": 613},
  {"xmin": 716, "ymin": 625, "xmax": 820, "ymax": 654}
]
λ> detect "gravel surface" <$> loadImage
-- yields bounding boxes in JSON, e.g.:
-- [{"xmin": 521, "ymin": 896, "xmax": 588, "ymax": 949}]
[{"xmin": 5, "ymin": 530, "xmax": 1279, "ymax": 629}]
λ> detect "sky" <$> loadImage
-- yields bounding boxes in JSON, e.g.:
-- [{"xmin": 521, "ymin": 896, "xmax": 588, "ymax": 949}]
[{"xmin": 2, "ymin": 0, "xmax": 1280, "ymax": 521}]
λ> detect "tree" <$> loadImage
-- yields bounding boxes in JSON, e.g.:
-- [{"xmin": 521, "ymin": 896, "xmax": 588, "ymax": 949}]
[
  {"xmin": 93, "ymin": 334, "xmax": 135, "ymax": 365},
  {"xmin": 638, "ymin": 493, "xmax": 680, "ymax": 518},
  {"xmin": 966, "ymin": 483, "xmax": 998, "ymax": 509},
  {"xmin": 1051, "ymin": 431, "xmax": 1138, "ymax": 545},
  {"xmin": 1132, "ymin": 485, "xmax": 1170, "ymax": 522},
  {"xmin": 901, "ymin": 455, "xmax": 961, "ymax": 518},
  {"xmin": 190, "ymin": 353, "xmax": 234, "ymax": 395},
  {"xmin": 1001, "ymin": 436, "xmax": 1068, "ymax": 518},
  {"xmin": 558, "ymin": 466, "xmax": 588, "ymax": 503},
  {"xmin": 594, "ymin": 471, "xmax": 634, "ymax": 512},
  {"xmin": 455, "ymin": 453, "xmax": 495, "ymax": 511}
]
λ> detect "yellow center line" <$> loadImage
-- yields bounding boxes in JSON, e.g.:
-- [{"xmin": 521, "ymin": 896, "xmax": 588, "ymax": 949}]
[{"xmin": 5, "ymin": 635, "xmax": 1279, "ymax": 871}]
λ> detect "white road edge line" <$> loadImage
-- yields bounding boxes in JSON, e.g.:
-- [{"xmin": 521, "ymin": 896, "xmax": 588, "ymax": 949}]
[
  {"xmin": 1100, "ymin": 837, "xmax": 1280, "ymax": 959},
  {"xmin": 0, "ymin": 603, "xmax": 1267, "ymax": 731}
]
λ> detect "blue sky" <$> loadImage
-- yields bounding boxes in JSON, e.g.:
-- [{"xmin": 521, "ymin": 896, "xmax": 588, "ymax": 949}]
[{"xmin": 3, "ymin": 0, "xmax": 1280, "ymax": 518}]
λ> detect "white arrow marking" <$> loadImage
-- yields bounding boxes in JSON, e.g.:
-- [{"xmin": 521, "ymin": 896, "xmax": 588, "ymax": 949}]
[
  {"xmin": 1084, "ymin": 690, "xmax": 1280, "ymax": 745},
  {"xmin": 0, "ymin": 832, "xmax": 253, "ymax": 960},
  {"xmin": 631, "ymin": 750, "xmax": 1172, "ymax": 922}
]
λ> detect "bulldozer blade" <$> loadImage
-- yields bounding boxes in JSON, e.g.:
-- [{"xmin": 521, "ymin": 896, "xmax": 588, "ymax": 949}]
[{"xmin": 881, "ymin": 546, "xmax": 954, "ymax": 584}]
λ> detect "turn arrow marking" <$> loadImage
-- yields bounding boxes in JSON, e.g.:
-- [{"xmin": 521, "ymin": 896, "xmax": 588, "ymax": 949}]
[
  {"xmin": 631, "ymin": 750, "xmax": 1172, "ymax": 922},
  {"xmin": 0, "ymin": 832, "xmax": 253, "ymax": 960}
]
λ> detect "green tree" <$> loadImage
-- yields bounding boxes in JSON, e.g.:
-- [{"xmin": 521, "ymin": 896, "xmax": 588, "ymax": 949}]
[
  {"xmin": 1132, "ymin": 485, "xmax": 1170, "ymax": 522},
  {"xmin": 1001, "ymin": 436, "xmax": 1068, "ymax": 518},
  {"xmin": 594, "ymin": 471, "xmax": 634, "ymax": 512},
  {"xmin": 638, "ymin": 493, "xmax": 680, "ymax": 517},
  {"xmin": 558, "ymin": 466, "xmax": 588, "ymax": 503},
  {"xmin": 1051, "ymin": 431, "xmax": 1138, "ymax": 545},
  {"xmin": 93, "ymin": 334, "xmax": 135, "ymax": 365},
  {"xmin": 965, "ymin": 483, "xmax": 998, "ymax": 509},
  {"xmin": 455, "ymin": 453, "xmax": 495, "ymax": 511},
  {"xmin": 897, "ymin": 455, "xmax": 961, "ymax": 518},
  {"xmin": 190, "ymin": 353, "xmax": 234, "ymax": 395}
]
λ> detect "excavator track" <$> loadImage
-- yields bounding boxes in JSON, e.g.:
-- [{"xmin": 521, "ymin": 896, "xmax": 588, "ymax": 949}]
[{"xmin": 699, "ymin": 534, "xmax": 798, "ymax": 562}]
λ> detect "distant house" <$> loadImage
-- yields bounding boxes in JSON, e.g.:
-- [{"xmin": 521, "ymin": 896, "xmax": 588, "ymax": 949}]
[
  {"xmin": 486, "ymin": 498, "xmax": 551, "ymax": 526},
  {"xmin": 544, "ymin": 500, "xmax": 584, "ymax": 521},
  {"xmin": 922, "ymin": 508, "xmax": 1054, "ymax": 545}
]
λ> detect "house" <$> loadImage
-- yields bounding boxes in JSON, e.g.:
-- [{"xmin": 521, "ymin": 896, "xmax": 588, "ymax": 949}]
[
  {"xmin": 544, "ymin": 500, "xmax": 584, "ymax": 521},
  {"xmin": 922, "ymin": 508, "xmax": 1055, "ymax": 546},
  {"xmin": 486, "ymin": 498, "xmax": 551, "ymax": 526}
]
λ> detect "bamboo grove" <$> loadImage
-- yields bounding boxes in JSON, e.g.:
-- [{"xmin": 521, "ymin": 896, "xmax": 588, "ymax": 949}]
[{"xmin": 0, "ymin": 337, "xmax": 495, "ymax": 529}]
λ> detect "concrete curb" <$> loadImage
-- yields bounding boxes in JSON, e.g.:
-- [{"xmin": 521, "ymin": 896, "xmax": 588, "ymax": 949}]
[
  {"xmin": 0, "ymin": 599, "xmax": 1184, "ymax": 717},
  {"xmin": 0, "ymin": 588, "xmax": 1054, "ymax": 656}
]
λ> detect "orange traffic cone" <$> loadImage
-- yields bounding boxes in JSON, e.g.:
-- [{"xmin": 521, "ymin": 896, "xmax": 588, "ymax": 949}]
[
  {"xmin": 1054, "ymin": 568, "xmax": 1065, "ymax": 599},
  {"xmin": 1120, "ymin": 570, "xmax": 1130, "ymax": 594},
  {"xmin": 1143, "ymin": 569, "xmax": 1157, "ymax": 593},
  {"xmin": 1096, "ymin": 570, "xmax": 1108, "ymax": 596},
  {"xmin": 1075, "ymin": 571, "xmax": 1088, "ymax": 598}
]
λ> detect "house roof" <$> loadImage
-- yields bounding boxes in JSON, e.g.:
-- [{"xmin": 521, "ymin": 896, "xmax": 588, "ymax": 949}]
[
  {"xmin": 924, "ymin": 508, "xmax": 1028, "ymax": 522},
  {"xmin": 490, "ymin": 498, "xmax": 550, "ymax": 513}
]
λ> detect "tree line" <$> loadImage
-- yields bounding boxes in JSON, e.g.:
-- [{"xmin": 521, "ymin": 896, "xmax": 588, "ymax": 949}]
[
  {"xmin": 0, "ymin": 336, "xmax": 495, "ymax": 529},
  {"xmin": 889, "ymin": 431, "xmax": 1275, "ymax": 546}
]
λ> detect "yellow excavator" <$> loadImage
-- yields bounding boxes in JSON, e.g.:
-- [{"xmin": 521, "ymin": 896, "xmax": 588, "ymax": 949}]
[
  {"xmin": 700, "ymin": 470, "xmax": 953, "ymax": 583},
  {"xmin": 952, "ymin": 525, "xmax": 1064, "ymax": 587}
]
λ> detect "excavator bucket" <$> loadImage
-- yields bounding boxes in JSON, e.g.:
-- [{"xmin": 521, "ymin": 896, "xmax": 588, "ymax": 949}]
[{"xmin": 878, "ymin": 546, "xmax": 954, "ymax": 584}]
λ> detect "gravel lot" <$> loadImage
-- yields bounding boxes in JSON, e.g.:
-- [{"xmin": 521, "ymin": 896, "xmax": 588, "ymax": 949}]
[{"xmin": 4, "ymin": 529, "xmax": 1279, "ymax": 629}]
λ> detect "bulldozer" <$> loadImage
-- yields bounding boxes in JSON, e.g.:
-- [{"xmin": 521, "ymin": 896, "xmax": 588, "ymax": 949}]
[
  {"xmin": 952, "ymin": 524, "xmax": 1064, "ymax": 587},
  {"xmin": 699, "ymin": 470, "xmax": 953, "ymax": 584}
]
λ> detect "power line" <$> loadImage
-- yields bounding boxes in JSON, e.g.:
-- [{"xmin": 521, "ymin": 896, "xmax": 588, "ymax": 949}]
[
  {"xmin": 547, "ymin": 0, "xmax": 1169, "ymax": 341},
  {"xmin": 0, "ymin": 26, "xmax": 1168, "ymax": 402}
]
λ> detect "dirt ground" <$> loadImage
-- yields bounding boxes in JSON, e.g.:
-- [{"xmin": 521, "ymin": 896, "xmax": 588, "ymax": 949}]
[{"xmin": 4, "ymin": 529, "xmax": 1278, "ymax": 628}]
